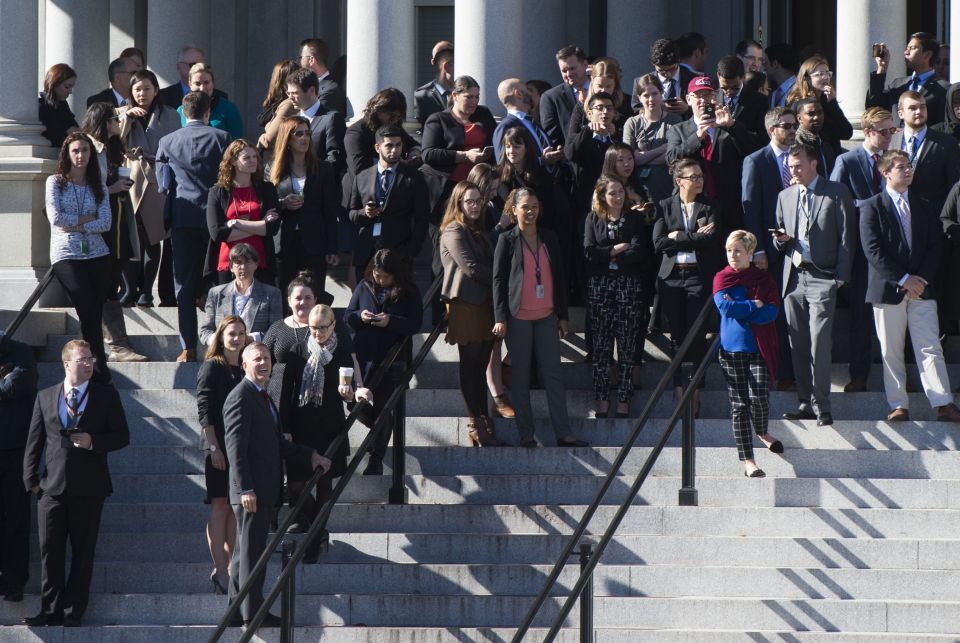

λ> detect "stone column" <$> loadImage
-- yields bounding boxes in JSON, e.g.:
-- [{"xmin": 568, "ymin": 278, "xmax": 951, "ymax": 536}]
[
  {"xmin": 44, "ymin": 0, "xmax": 111, "ymax": 115},
  {"xmin": 520, "ymin": 0, "xmax": 566, "ymax": 84},
  {"xmin": 454, "ymin": 0, "xmax": 523, "ymax": 117},
  {"xmin": 146, "ymin": 0, "xmax": 212, "ymax": 90},
  {"xmin": 0, "ymin": 0, "xmax": 58, "ymax": 307},
  {"xmin": 606, "ymin": 0, "xmax": 669, "ymax": 90},
  {"xmin": 346, "ymin": 0, "xmax": 415, "ymax": 121},
  {"xmin": 835, "ymin": 0, "xmax": 907, "ymax": 131},
  {"xmin": 951, "ymin": 0, "xmax": 960, "ymax": 83}
]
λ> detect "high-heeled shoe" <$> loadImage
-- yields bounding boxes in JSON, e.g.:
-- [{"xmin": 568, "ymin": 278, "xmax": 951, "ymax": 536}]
[
  {"xmin": 492, "ymin": 394, "xmax": 515, "ymax": 418},
  {"xmin": 210, "ymin": 570, "xmax": 228, "ymax": 595},
  {"xmin": 467, "ymin": 417, "xmax": 506, "ymax": 446},
  {"xmin": 303, "ymin": 529, "xmax": 331, "ymax": 564}
]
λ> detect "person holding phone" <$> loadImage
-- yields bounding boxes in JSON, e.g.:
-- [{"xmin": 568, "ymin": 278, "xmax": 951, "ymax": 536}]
[
  {"xmin": 653, "ymin": 158, "xmax": 722, "ymax": 413},
  {"xmin": 623, "ymin": 74, "xmax": 682, "ymax": 203}
]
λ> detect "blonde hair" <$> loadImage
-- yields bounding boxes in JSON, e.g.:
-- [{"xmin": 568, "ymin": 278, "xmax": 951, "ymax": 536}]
[
  {"xmin": 862, "ymin": 107, "xmax": 893, "ymax": 130},
  {"xmin": 61, "ymin": 339, "xmax": 90, "ymax": 361},
  {"xmin": 308, "ymin": 304, "xmax": 335, "ymax": 326},
  {"xmin": 188, "ymin": 62, "xmax": 215, "ymax": 83},
  {"xmin": 725, "ymin": 230, "xmax": 757, "ymax": 253}
]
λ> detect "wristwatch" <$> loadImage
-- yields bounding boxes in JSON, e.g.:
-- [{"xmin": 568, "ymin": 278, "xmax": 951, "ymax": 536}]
[{"xmin": 207, "ymin": 445, "xmax": 218, "ymax": 452}]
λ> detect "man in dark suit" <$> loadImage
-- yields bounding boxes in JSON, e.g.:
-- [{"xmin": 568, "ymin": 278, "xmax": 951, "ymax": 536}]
[
  {"xmin": 773, "ymin": 142, "xmax": 855, "ymax": 427},
  {"xmin": 0, "ymin": 333, "xmax": 37, "ymax": 603},
  {"xmin": 866, "ymin": 32, "xmax": 949, "ymax": 126},
  {"xmin": 85, "ymin": 57, "xmax": 132, "ymax": 108},
  {"xmin": 156, "ymin": 91, "xmax": 231, "ymax": 362},
  {"xmin": 765, "ymin": 43, "xmax": 799, "ymax": 108},
  {"xmin": 285, "ymin": 68, "xmax": 346, "ymax": 176},
  {"xmin": 348, "ymin": 126, "xmax": 429, "ymax": 270},
  {"xmin": 716, "ymin": 55, "xmax": 767, "ymax": 150},
  {"xmin": 493, "ymin": 77, "xmax": 563, "ymax": 163},
  {"xmin": 830, "ymin": 107, "xmax": 894, "ymax": 392},
  {"xmin": 158, "ymin": 45, "xmax": 227, "ymax": 110},
  {"xmin": 860, "ymin": 150, "xmax": 960, "ymax": 422},
  {"xmin": 631, "ymin": 38, "xmax": 695, "ymax": 116},
  {"xmin": 414, "ymin": 44, "xmax": 454, "ymax": 132},
  {"xmin": 224, "ymin": 343, "xmax": 330, "ymax": 627},
  {"xmin": 22, "ymin": 339, "xmax": 129, "ymax": 627},
  {"xmin": 794, "ymin": 97, "xmax": 836, "ymax": 177},
  {"xmin": 539, "ymin": 45, "xmax": 590, "ymax": 148},
  {"xmin": 298, "ymin": 38, "xmax": 347, "ymax": 115},
  {"xmin": 741, "ymin": 106, "xmax": 799, "ymax": 388},
  {"xmin": 890, "ymin": 90, "xmax": 960, "ymax": 213},
  {"xmin": 667, "ymin": 75, "xmax": 753, "ymax": 233}
]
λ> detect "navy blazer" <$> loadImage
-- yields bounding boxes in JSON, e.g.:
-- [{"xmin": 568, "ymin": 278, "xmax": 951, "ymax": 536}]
[
  {"xmin": 156, "ymin": 121, "xmax": 231, "ymax": 229},
  {"xmin": 860, "ymin": 190, "xmax": 940, "ymax": 304},
  {"xmin": 630, "ymin": 67, "xmax": 697, "ymax": 112},
  {"xmin": 539, "ymin": 82, "xmax": 577, "ymax": 148},
  {"xmin": 830, "ymin": 146, "xmax": 883, "ymax": 206},
  {"xmin": 493, "ymin": 113, "xmax": 550, "ymax": 162},
  {"xmin": 866, "ymin": 72, "xmax": 949, "ymax": 126},
  {"xmin": 742, "ymin": 144, "xmax": 788, "ymax": 257}
]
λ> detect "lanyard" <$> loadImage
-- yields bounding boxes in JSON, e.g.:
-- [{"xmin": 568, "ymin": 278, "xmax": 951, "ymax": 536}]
[
  {"xmin": 520, "ymin": 234, "xmax": 542, "ymax": 285},
  {"xmin": 62, "ymin": 385, "xmax": 89, "ymax": 425}
]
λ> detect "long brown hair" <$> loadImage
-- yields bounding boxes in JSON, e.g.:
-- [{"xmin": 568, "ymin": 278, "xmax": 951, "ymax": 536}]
[
  {"xmin": 591, "ymin": 174, "xmax": 632, "ymax": 221},
  {"xmin": 262, "ymin": 59, "xmax": 299, "ymax": 109},
  {"xmin": 362, "ymin": 88, "xmax": 407, "ymax": 131},
  {"xmin": 269, "ymin": 116, "xmax": 319, "ymax": 185},
  {"xmin": 55, "ymin": 132, "xmax": 106, "ymax": 204},
  {"xmin": 497, "ymin": 126, "xmax": 541, "ymax": 186},
  {"xmin": 43, "ymin": 63, "xmax": 76, "ymax": 107},
  {"xmin": 217, "ymin": 139, "xmax": 263, "ymax": 189},
  {"xmin": 204, "ymin": 315, "xmax": 247, "ymax": 364},
  {"xmin": 587, "ymin": 57, "xmax": 626, "ymax": 108},
  {"xmin": 439, "ymin": 181, "xmax": 488, "ymax": 242},
  {"xmin": 786, "ymin": 55, "xmax": 830, "ymax": 105}
]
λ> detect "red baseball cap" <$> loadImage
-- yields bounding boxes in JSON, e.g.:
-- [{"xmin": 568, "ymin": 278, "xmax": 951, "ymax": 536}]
[{"xmin": 687, "ymin": 75, "xmax": 716, "ymax": 94}]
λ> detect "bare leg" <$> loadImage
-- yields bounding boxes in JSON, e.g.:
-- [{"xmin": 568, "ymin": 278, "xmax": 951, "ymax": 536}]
[
  {"xmin": 206, "ymin": 497, "xmax": 233, "ymax": 589},
  {"xmin": 486, "ymin": 339, "xmax": 506, "ymax": 396}
]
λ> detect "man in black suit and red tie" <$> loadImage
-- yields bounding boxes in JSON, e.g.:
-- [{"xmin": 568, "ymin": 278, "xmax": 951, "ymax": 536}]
[
  {"xmin": 223, "ymin": 343, "xmax": 330, "ymax": 628},
  {"xmin": 22, "ymin": 339, "xmax": 129, "ymax": 627}
]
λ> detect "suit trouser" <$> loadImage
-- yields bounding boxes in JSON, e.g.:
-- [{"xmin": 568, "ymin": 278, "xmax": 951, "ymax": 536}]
[
  {"xmin": 847, "ymin": 251, "xmax": 878, "ymax": 381},
  {"xmin": 52, "ymin": 256, "xmax": 112, "ymax": 382},
  {"xmin": 659, "ymin": 266, "xmax": 708, "ymax": 388},
  {"xmin": 873, "ymin": 297, "xmax": 952, "ymax": 411},
  {"xmin": 783, "ymin": 269, "xmax": 837, "ymax": 414},
  {"xmin": 766, "ymin": 252, "xmax": 795, "ymax": 382},
  {"xmin": 506, "ymin": 313, "xmax": 572, "ymax": 443},
  {"xmin": 37, "ymin": 492, "xmax": 105, "ymax": 618},
  {"xmin": 171, "ymin": 227, "xmax": 209, "ymax": 349},
  {"xmin": 229, "ymin": 503, "xmax": 271, "ymax": 621},
  {"xmin": 0, "ymin": 449, "xmax": 30, "ymax": 591}
]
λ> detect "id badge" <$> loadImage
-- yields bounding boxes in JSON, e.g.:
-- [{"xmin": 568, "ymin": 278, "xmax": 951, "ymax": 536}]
[
  {"xmin": 372, "ymin": 222, "xmax": 382, "ymax": 237},
  {"xmin": 608, "ymin": 261, "xmax": 619, "ymax": 270},
  {"xmin": 637, "ymin": 167, "xmax": 652, "ymax": 178},
  {"xmin": 535, "ymin": 284, "xmax": 545, "ymax": 299},
  {"xmin": 791, "ymin": 249, "xmax": 803, "ymax": 268},
  {"xmin": 79, "ymin": 238, "xmax": 90, "ymax": 255}
]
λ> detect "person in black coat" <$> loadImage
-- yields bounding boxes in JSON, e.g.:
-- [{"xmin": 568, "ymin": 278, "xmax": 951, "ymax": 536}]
[
  {"xmin": 348, "ymin": 126, "xmax": 430, "ymax": 271},
  {"xmin": 866, "ymin": 33, "xmax": 949, "ymax": 127},
  {"xmin": 196, "ymin": 315, "xmax": 246, "ymax": 596},
  {"xmin": 22, "ymin": 339, "xmax": 129, "ymax": 627},
  {"xmin": 716, "ymin": 54, "xmax": 768, "ymax": 151},
  {"xmin": 0, "ymin": 334, "xmax": 37, "ymax": 602},
  {"xmin": 39, "ymin": 64, "xmax": 79, "ymax": 149},
  {"xmin": 344, "ymin": 250, "xmax": 423, "ymax": 475},
  {"xmin": 414, "ymin": 46, "xmax": 454, "ymax": 132},
  {"xmin": 284, "ymin": 68, "xmax": 346, "ymax": 176}
]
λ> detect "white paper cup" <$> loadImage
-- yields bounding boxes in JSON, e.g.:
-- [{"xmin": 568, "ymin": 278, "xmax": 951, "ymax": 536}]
[
  {"xmin": 117, "ymin": 167, "xmax": 131, "ymax": 178},
  {"xmin": 338, "ymin": 366, "xmax": 353, "ymax": 385}
]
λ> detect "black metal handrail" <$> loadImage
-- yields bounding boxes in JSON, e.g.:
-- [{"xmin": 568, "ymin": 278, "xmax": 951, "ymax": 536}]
[
  {"xmin": 513, "ymin": 296, "xmax": 719, "ymax": 641},
  {"xmin": 208, "ymin": 275, "xmax": 444, "ymax": 641},
  {"xmin": 3, "ymin": 268, "xmax": 55, "ymax": 339}
]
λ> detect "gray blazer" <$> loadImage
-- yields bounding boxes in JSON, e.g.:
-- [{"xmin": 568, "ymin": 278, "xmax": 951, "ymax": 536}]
[
  {"xmin": 440, "ymin": 222, "xmax": 494, "ymax": 305},
  {"xmin": 775, "ymin": 178, "xmax": 856, "ymax": 294},
  {"xmin": 199, "ymin": 279, "xmax": 283, "ymax": 345}
]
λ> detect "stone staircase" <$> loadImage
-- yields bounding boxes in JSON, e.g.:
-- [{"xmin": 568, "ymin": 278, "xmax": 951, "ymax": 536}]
[{"xmin": 3, "ymin": 277, "xmax": 960, "ymax": 641}]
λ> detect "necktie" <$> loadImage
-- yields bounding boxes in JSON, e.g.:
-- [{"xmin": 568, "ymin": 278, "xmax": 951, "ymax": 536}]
[
  {"xmin": 66, "ymin": 387, "xmax": 80, "ymax": 429},
  {"xmin": 664, "ymin": 79, "xmax": 675, "ymax": 100},
  {"xmin": 799, "ymin": 187, "xmax": 809, "ymax": 227},
  {"xmin": 379, "ymin": 169, "xmax": 391, "ymax": 201},
  {"xmin": 871, "ymin": 153, "xmax": 883, "ymax": 193},
  {"xmin": 779, "ymin": 151, "xmax": 792, "ymax": 189},
  {"xmin": 700, "ymin": 133, "xmax": 716, "ymax": 197},
  {"xmin": 260, "ymin": 390, "xmax": 278, "ymax": 424},
  {"xmin": 899, "ymin": 195, "xmax": 912, "ymax": 250},
  {"xmin": 906, "ymin": 136, "xmax": 917, "ymax": 162}
]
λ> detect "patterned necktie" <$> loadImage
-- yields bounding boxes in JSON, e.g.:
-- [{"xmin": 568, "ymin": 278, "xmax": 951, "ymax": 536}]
[
  {"xmin": 379, "ymin": 169, "xmax": 391, "ymax": 202},
  {"xmin": 906, "ymin": 136, "xmax": 917, "ymax": 163},
  {"xmin": 799, "ymin": 187, "xmax": 810, "ymax": 236},
  {"xmin": 898, "ymin": 195, "xmax": 912, "ymax": 250},
  {"xmin": 779, "ymin": 151, "xmax": 792, "ymax": 189},
  {"xmin": 871, "ymin": 153, "xmax": 883, "ymax": 193},
  {"xmin": 664, "ymin": 78, "xmax": 675, "ymax": 100},
  {"xmin": 66, "ymin": 387, "xmax": 80, "ymax": 429}
]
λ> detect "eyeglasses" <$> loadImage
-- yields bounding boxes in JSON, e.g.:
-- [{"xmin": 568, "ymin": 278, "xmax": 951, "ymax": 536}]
[
  {"xmin": 809, "ymin": 70, "xmax": 833, "ymax": 79},
  {"xmin": 292, "ymin": 130, "xmax": 310, "ymax": 138},
  {"xmin": 678, "ymin": 174, "xmax": 704, "ymax": 181},
  {"xmin": 868, "ymin": 127, "xmax": 900, "ymax": 136},
  {"xmin": 461, "ymin": 198, "xmax": 482, "ymax": 207},
  {"xmin": 774, "ymin": 122, "xmax": 799, "ymax": 130},
  {"xmin": 309, "ymin": 322, "xmax": 335, "ymax": 332},
  {"xmin": 591, "ymin": 104, "xmax": 614, "ymax": 112},
  {"xmin": 67, "ymin": 357, "xmax": 97, "ymax": 364}
]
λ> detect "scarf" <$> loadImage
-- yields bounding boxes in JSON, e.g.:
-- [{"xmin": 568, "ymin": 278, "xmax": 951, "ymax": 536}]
[
  {"xmin": 712, "ymin": 265, "xmax": 780, "ymax": 380},
  {"xmin": 299, "ymin": 331, "xmax": 338, "ymax": 407}
]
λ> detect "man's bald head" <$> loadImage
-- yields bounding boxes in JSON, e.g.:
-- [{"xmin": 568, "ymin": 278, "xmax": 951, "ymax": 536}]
[
  {"xmin": 431, "ymin": 40, "xmax": 454, "ymax": 64},
  {"xmin": 498, "ymin": 77, "xmax": 531, "ymax": 111}
]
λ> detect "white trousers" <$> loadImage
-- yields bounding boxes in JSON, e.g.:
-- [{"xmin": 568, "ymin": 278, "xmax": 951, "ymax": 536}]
[{"xmin": 873, "ymin": 297, "xmax": 953, "ymax": 410}]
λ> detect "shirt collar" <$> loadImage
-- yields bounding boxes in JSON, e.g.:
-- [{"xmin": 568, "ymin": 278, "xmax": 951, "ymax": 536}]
[
  {"xmin": 769, "ymin": 140, "xmax": 790, "ymax": 155},
  {"xmin": 862, "ymin": 142, "xmax": 883, "ymax": 157},
  {"xmin": 377, "ymin": 160, "xmax": 397, "ymax": 174},
  {"xmin": 778, "ymin": 76, "xmax": 797, "ymax": 94},
  {"xmin": 112, "ymin": 88, "xmax": 126, "ymax": 106},
  {"xmin": 316, "ymin": 70, "xmax": 330, "ymax": 83},
  {"xmin": 679, "ymin": 62, "xmax": 702, "ymax": 75},
  {"xmin": 433, "ymin": 81, "xmax": 448, "ymax": 96},
  {"xmin": 804, "ymin": 175, "xmax": 820, "ymax": 193},
  {"xmin": 185, "ymin": 118, "xmax": 204, "ymax": 125},
  {"xmin": 903, "ymin": 124, "xmax": 928, "ymax": 140},
  {"xmin": 911, "ymin": 69, "xmax": 935, "ymax": 85},
  {"xmin": 246, "ymin": 376, "xmax": 265, "ymax": 392},
  {"xmin": 507, "ymin": 108, "xmax": 527, "ymax": 119},
  {"xmin": 62, "ymin": 379, "xmax": 90, "ymax": 397},
  {"xmin": 885, "ymin": 184, "xmax": 909, "ymax": 202},
  {"xmin": 658, "ymin": 70, "xmax": 681, "ymax": 85}
]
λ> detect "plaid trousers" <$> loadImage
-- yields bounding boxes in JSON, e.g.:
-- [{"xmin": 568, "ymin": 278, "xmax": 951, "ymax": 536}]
[
  {"xmin": 587, "ymin": 274, "xmax": 645, "ymax": 403},
  {"xmin": 718, "ymin": 349, "xmax": 770, "ymax": 461}
]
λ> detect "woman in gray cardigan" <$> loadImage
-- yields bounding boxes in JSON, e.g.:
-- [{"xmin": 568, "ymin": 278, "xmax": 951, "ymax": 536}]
[{"xmin": 440, "ymin": 181, "xmax": 506, "ymax": 446}]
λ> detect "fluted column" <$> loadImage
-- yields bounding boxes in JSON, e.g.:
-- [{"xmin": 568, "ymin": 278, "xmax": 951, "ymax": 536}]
[
  {"xmin": 951, "ymin": 0, "xmax": 960, "ymax": 83},
  {"xmin": 454, "ymin": 0, "xmax": 522, "ymax": 117},
  {"xmin": 44, "ymin": 0, "xmax": 110, "ymax": 116},
  {"xmin": 146, "ymin": 0, "xmax": 212, "ymax": 89},
  {"xmin": 835, "ymin": 0, "xmax": 907, "ymax": 130},
  {"xmin": 607, "ymin": 0, "xmax": 669, "ymax": 90},
  {"xmin": 346, "ymin": 0, "xmax": 415, "ymax": 121}
]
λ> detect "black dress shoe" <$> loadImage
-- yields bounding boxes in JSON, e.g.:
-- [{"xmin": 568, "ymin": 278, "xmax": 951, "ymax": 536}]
[
  {"xmin": 245, "ymin": 612, "xmax": 282, "ymax": 628},
  {"xmin": 782, "ymin": 409, "xmax": 816, "ymax": 421},
  {"xmin": 23, "ymin": 612, "xmax": 63, "ymax": 626},
  {"xmin": 766, "ymin": 440, "xmax": 784, "ymax": 454},
  {"xmin": 3, "ymin": 588, "xmax": 24, "ymax": 602},
  {"xmin": 362, "ymin": 459, "xmax": 383, "ymax": 476},
  {"xmin": 817, "ymin": 413, "xmax": 834, "ymax": 426},
  {"xmin": 63, "ymin": 614, "xmax": 82, "ymax": 627},
  {"xmin": 557, "ymin": 438, "xmax": 589, "ymax": 447}
]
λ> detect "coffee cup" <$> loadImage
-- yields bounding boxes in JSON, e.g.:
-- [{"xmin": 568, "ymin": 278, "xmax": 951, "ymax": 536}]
[{"xmin": 338, "ymin": 367, "xmax": 353, "ymax": 386}]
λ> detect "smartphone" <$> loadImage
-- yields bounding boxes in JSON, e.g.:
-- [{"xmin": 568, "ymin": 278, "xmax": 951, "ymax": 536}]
[
  {"xmin": 872, "ymin": 43, "xmax": 885, "ymax": 58},
  {"xmin": 703, "ymin": 103, "xmax": 716, "ymax": 119},
  {"xmin": 767, "ymin": 228, "xmax": 785, "ymax": 235},
  {"xmin": 482, "ymin": 146, "xmax": 494, "ymax": 156}
]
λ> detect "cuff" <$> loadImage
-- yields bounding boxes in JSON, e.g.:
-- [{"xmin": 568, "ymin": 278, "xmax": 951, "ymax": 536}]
[{"xmin": 898, "ymin": 274, "xmax": 910, "ymax": 287}]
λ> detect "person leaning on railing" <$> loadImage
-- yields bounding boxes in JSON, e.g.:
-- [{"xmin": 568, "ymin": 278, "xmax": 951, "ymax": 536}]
[{"xmin": 713, "ymin": 230, "xmax": 784, "ymax": 479}]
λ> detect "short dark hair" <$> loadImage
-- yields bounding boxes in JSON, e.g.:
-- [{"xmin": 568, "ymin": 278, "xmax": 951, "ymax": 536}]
[
  {"xmin": 743, "ymin": 71, "xmax": 767, "ymax": 93},
  {"xmin": 120, "ymin": 46, "xmax": 145, "ymax": 64},
  {"xmin": 286, "ymin": 67, "xmax": 319, "ymax": 94},
  {"xmin": 717, "ymin": 55, "xmax": 745, "ymax": 79},
  {"xmin": 910, "ymin": 31, "xmax": 940, "ymax": 58},
  {"xmin": 375, "ymin": 125, "xmax": 405, "ymax": 144},
  {"xmin": 181, "ymin": 90, "xmax": 210, "ymax": 119},
  {"xmin": 527, "ymin": 79, "xmax": 552, "ymax": 96},
  {"xmin": 649, "ymin": 39, "xmax": 679, "ymax": 67},
  {"xmin": 765, "ymin": 43, "xmax": 799, "ymax": 74},
  {"xmin": 675, "ymin": 32, "xmax": 707, "ymax": 59},
  {"xmin": 788, "ymin": 141, "xmax": 818, "ymax": 161},
  {"xmin": 434, "ymin": 47, "xmax": 454, "ymax": 68},
  {"xmin": 587, "ymin": 91, "xmax": 614, "ymax": 108},
  {"xmin": 764, "ymin": 106, "xmax": 796, "ymax": 130},
  {"xmin": 108, "ymin": 57, "xmax": 128, "ymax": 82},
  {"xmin": 735, "ymin": 39, "xmax": 762, "ymax": 57},
  {"xmin": 300, "ymin": 38, "xmax": 330, "ymax": 66},
  {"xmin": 792, "ymin": 95, "xmax": 821, "ymax": 113},
  {"xmin": 555, "ymin": 45, "xmax": 587, "ymax": 62}
]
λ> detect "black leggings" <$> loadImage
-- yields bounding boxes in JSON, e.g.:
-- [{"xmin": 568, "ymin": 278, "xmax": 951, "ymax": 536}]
[
  {"xmin": 457, "ymin": 340, "xmax": 494, "ymax": 418},
  {"xmin": 53, "ymin": 256, "xmax": 111, "ymax": 382}
]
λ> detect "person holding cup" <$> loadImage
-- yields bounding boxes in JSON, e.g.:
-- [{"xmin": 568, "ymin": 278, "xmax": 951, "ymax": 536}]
[{"xmin": 785, "ymin": 55, "xmax": 853, "ymax": 158}]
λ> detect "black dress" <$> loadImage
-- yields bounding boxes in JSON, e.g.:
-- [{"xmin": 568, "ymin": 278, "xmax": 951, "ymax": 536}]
[
  {"xmin": 38, "ymin": 93, "xmax": 78, "ymax": 149},
  {"xmin": 283, "ymin": 329, "xmax": 354, "ymax": 481},
  {"xmin": 263, "ymin": 320, "xmax": 313, "ymax": 419},
  {"xmin": 196, "ymin": 359, "xmax": 243, "ymax": 501}
]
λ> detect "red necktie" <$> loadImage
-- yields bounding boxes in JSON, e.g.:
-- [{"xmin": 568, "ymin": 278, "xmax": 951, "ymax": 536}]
[
  {"xmin": 700, "ymin": 134, "xmax": 716, "ymax": 198},
  {"xmin": 871, "ymin": 153, "xmax": 882, "ymax": 194}
]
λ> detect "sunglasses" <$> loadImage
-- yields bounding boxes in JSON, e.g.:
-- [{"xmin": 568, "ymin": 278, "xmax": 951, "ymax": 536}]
[
  {"xmin": 292, "ymin": 130, "xmax": 310, "ymax": 138},
  {"xmin": 774, "ymin": 123, "xmax": 799, "ymax": 130}
]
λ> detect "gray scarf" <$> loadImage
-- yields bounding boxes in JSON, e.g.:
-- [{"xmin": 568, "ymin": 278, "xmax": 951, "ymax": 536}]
[{"xmin": 299, "ymin": 331, "xmax": 338, "ymax": 407}]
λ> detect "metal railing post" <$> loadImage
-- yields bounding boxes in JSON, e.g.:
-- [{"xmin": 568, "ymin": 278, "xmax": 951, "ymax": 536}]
[
  {"xmin": 578, "ymin": 542, "xmax": 594, "ymax": 643},
  {"xmin": 388, "ymin": 391, "xmax": 407, "ymax": 505},
  {"xmin": 679, "ymin": 376, "xmax": 698, "ymax": 507},
  {"xmin": 280, "ymin": 539, "xmax": 295, "ymax": 643}
]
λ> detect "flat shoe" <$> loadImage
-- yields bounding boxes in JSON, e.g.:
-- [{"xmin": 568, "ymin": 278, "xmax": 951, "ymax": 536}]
[
  {"xmin": 744, "ymin": 468, "xmax": 766, "ymax": 478},
  {"xmin": 767, "ymin": 440, "xmax": 784, "ymax": 454}
]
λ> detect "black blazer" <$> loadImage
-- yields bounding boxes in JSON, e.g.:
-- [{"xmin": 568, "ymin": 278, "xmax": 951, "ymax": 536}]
[
  {"xmin": 197, "ymin": 359, "xmax": 243, "ymax": 450},
  {"xmin": 564, "ymin": 126, "xmax": 612, "ymax": 213},
  {"xmin": 493, "ymin": 226, "xmax": 568, "ymax": 323},
  {"xmin": 307, "ymin": 105, "xmax": 347, "ymax": 176},
  {"xmin": 860, "ymin": 190, "xmax": 940, "ymax": 304},
  {"xmin": 583, "ymin": 210, "xmax": 648, "ymax": 279},
  {"xmin": 206, "ymin": 183, "xmax": 282, "ymax": 244},
  {"xmin": 890, "ymin": 128, "xmax": 960, "ymax": 212},
  {"xmin": 317, "ymin": 76, "xmax": 346, "ymax": 115},
  {"xmin": 23, "ymin": 381, "xmax": 129, "ymax": 497},
  {"xmin": 819, "ymin": 94, "xmax": 854, "ymax": 158},
  {"xmin": 223, "ymin": 378, "xmax": 314, "ymax": 506},
  {"xmin": 866, "ymin": 72, "xmax": 949, "ymax": 126},
  {"xmin": 728, "ymin": 89, "xmax": 769, "ymax": 151},
  {"xmin": 0, "ymin": 337, "xmax": 37, "ymax": 450},
  {"xmin": 420, "ymin": 107, "xmax": 497, "ymax": 177},
  {"xmin": 414, "ymin": 81, "xmax": 448, "ymax": 129},
  {"xmin": 539, "ymin": 82, "xmax": 579, "ymax": 148},
  {"xmin": 274, "ymin": 164, "xmax": 341, "ymax": 257},
  {"xmin": 347, "ymin": 163, "xmax": 429, "ymax": 267},
  {"xmin": 652, "ymin": 194, "xmax": 722, "ymax": 280},
  {"xmin": 86, "ymin": 87, "xmax": 123, "ymax": 109}
]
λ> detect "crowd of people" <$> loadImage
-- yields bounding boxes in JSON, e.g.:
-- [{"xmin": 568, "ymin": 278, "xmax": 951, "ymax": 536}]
[{"xmin": 4, "ymin": 26, "xmax": 960, "ymax": 627}]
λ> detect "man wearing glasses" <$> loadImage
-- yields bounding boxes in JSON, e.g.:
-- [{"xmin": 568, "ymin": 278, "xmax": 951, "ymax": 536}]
[
  {"xmin": 22, "ymin": 339, "xmax": 129, "ymax": 627},
  {"xmin": 85, "ymin": 57, "xmax": 133, "ymax": 109},
  {"xmin": 297, "ymin": 38, "xmax": 346, "ymax": 115},
  {"xmin": 159, "ymin": 45, "xmax": 227, "ymax": 110},
  {"xmin": 860, "ymin": 151, "xmax": 960, "ymax": 423}
]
